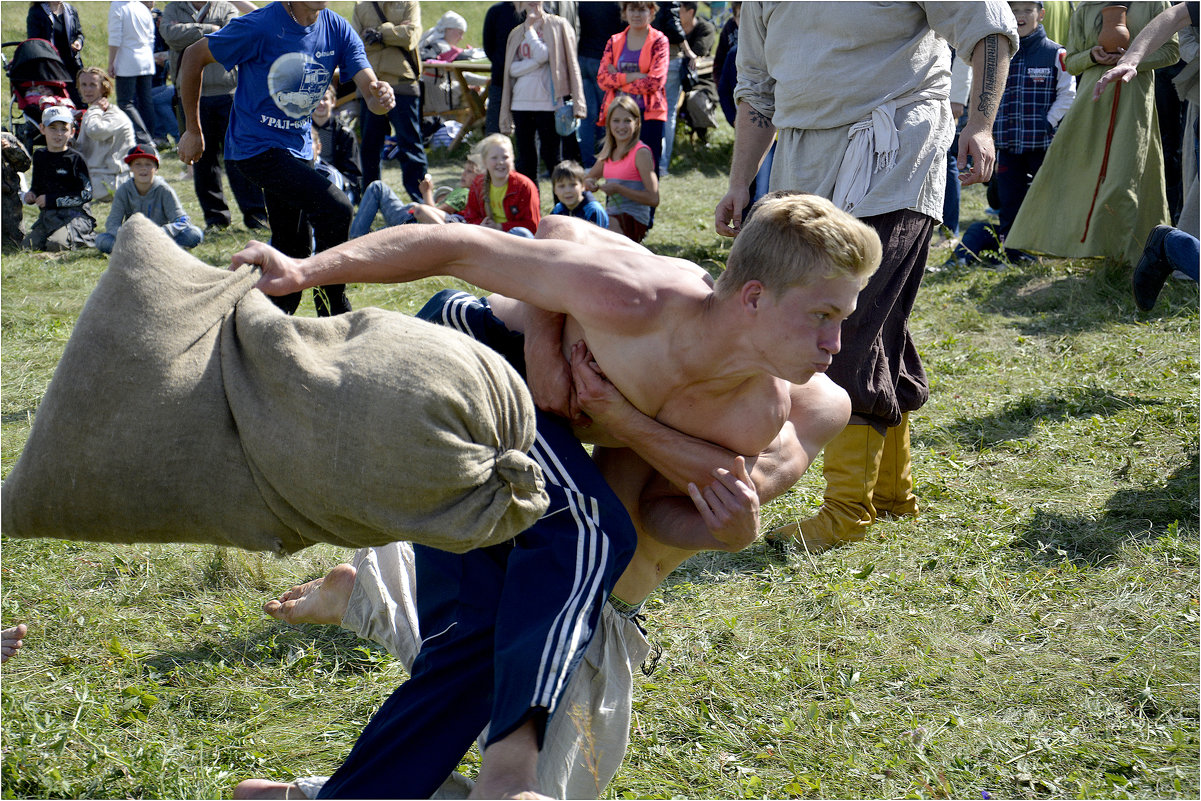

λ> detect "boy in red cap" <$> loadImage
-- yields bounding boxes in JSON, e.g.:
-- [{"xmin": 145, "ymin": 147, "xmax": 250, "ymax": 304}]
[{"xmin": 96, "ymin": 143, "xmax": 203, "ymax": 254}]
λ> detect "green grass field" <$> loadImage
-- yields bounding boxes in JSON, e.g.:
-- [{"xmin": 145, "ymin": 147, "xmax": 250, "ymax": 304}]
[{"xmin": 2, "ymin": 3, "xmax": 1199, "ymax": 800}]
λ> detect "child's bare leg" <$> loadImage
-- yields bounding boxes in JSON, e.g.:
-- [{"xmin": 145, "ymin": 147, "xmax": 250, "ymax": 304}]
[{"xmin": 263, "ymin": 564, "xmax": 356, "ymax": 625}]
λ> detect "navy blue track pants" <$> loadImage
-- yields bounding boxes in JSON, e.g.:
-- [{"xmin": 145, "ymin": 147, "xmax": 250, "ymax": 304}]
[{"xmin": 319, "ymin": 291, "xmax": 637, "ymax": 799}]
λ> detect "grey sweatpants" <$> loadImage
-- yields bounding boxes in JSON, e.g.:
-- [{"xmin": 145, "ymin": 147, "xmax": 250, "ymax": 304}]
[{"xmin": 297, "ymin": 542, "xmax": 650, "ymax": 799}]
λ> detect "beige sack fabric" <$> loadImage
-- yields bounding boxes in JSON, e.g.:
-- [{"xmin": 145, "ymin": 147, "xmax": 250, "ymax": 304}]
[{"xmin": 1, "ymin": 214, "xmax": 547, "ymax": 555}]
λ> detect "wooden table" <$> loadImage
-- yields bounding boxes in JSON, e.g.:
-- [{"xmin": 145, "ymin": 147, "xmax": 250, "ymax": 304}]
[{"xmin": 423, "ymin": 60, "xmax": 491, "ymax": 150}]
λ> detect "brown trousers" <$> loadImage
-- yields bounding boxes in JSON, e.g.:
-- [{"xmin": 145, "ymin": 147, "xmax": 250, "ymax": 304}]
[{"xmin": 826, "ymin": 208, "xmax": 934, "ymax": 430}]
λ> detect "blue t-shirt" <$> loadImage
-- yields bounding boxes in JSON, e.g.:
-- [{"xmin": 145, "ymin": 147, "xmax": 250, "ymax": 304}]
[{"xmin": 207, "ymin": 3, "xmax": 370, "ymax": 161}]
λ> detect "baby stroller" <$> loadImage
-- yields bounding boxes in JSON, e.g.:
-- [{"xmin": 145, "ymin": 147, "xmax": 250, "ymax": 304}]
[{"xmin": 3, "ymin": 38, "xmax": 74, "ymax": 150}]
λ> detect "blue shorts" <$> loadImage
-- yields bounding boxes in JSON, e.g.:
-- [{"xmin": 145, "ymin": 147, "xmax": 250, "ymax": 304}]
[{"xmin": 319, "ymin": 291, "xmax": 637, "ymax": 799}]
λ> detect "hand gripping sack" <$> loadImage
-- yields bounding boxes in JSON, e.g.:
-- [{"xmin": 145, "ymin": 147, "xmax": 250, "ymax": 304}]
[{"xmin": 1, "ymin": 215, "xmax": 548, "ymax": 555}]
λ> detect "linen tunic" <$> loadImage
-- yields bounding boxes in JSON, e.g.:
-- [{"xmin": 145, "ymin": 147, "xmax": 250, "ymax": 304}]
[{"xmin": 734, "ymin": 1, "xmax": 1017, "ymax": 220}]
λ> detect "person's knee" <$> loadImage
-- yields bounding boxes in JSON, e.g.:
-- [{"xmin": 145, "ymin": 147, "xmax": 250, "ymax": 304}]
[
  {"xmin": 95, "ymin": 232, "xmax": 116, "ymax": 254},
  {"xmin": 175, "ymin": 226, "xmax": 203, "ymax": 250}
]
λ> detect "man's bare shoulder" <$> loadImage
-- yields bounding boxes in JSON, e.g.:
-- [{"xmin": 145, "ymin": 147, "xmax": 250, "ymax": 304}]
[{"xmin": 569, "ymin": 248, "xmax": 714, "ymax": 328}]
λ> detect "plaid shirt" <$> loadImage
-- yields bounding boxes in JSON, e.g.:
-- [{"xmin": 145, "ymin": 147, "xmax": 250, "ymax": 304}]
[{"xmin": 995, "ymin": 26, "xmax": 1071, "ymax": 153}]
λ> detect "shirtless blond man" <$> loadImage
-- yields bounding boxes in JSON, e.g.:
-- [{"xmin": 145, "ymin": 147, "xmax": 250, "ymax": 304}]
[{"xmin": 230, "ymin": 193, "xmax": 881, "ymax": 799}]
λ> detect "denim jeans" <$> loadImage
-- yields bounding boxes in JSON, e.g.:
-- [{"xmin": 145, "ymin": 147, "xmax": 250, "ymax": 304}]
[
  {"xmin": 661, "ymin": 57, "xmax": 683, "ymax": 175},
  {"xmin": 1164, "ymin": 228, "xmax": 1200, "ymax": 280},
  {"xmin": 96, "ymin": 220, "xmax": 202, "ymax": 254},
  {"xmin": 150, "ymin": 84, "xmax": 178, "ymax": 140},
  {"xmin": 577, "ymin": 56, "xmax": 604, "ymax": 167},
  {"xmin": 350, "ymin": 180, "xmax": 414, "ymax": 239},
  {"xmin": 360, "ymin": 93, "xmax": 427, "ymax": 202},
  {"xmin": 115, "ymin": 74, "xmax": 154, "ymax": 144}
]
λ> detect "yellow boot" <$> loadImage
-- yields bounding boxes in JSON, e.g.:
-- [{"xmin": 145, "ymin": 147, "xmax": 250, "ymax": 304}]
[
  {"xmin": 873, "ymin": 413, "xmax": 919, "ymax": 518},
  {"xmin": 769, "ymin": 423, "xmax": 884, "ymax": 552}
]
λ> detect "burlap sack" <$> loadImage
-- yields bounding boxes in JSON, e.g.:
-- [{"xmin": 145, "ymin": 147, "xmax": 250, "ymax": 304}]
[{"xmin": 1, "ymin": 214, "xmax": 547, "ymax": 554}]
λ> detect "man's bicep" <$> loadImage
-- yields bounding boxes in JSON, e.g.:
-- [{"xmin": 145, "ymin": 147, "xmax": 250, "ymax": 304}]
[{"xmin": 752, "ymin": 378, "xmax": 853, "ymax": 503}]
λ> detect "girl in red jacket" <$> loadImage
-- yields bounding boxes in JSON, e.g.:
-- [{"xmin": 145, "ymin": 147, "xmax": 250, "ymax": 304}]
[
  {"xmin": 597, "ymin": 2, "xmax": 669, "ymax": 177},
  {"xmin": 463, "ymin": 134, "xmax": 540, "ymax": 237}
]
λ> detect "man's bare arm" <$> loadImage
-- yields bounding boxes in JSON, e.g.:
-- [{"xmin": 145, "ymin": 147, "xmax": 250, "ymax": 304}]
[
  {"xmin": 570, "ymin": 340, "xmax": 848, "ymax": 494},
  {"xmin": 715, "ymin": 101, "xmax": 776, "ymax": 236},
  {"xmin": 958, "ymin": 33, "xmax": 1011, "ymax": 185},
  {"xmin": 352, "ymin": 67, "xmax": 396, "ymax": 116},
  {"xmin": 629, "ymin": 386, "xmax": 845, "ymax": 553},
  {"xmin": 176, "ymin": 38, "xmax": 218, "ymax": 164},
  {"xmin": 232, "ymin": 225, "xmax": 656, "ymax": 333}
]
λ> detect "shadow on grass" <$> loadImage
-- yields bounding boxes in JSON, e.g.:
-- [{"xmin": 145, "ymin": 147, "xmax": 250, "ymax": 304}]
[
  {"xmin": 933, "ymin": 386, "xmax": 1163, "ymax": 451},
  {"xmin": 143, "ymin": 621, "xmax": 391, "ymax": 676},
  {"xmin": 922, "ymin": 256, "xmax": 1197, "ymax": 334},
  {"xmin": 1014, "ymin": 452, "xmax": 1199, "ymax": 565}
]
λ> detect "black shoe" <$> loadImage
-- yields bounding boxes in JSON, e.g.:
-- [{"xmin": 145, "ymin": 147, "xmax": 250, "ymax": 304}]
[
  {"xmin": 245, "ymin": 215, "xmax": 270, "ymax": 231},
  {"xmin": 1132, "ymin": 225, "xmax": 1174, "ymax": 311}
]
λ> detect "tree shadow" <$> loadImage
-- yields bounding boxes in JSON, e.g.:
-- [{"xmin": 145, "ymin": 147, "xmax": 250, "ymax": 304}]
[
  {"xmin": 930, "ymin": 386, "xmax": 1164, "ymax": 451},
  {"xmin": 1013, "ymin": 452, "xmax": 1199, "ymax": 566}
]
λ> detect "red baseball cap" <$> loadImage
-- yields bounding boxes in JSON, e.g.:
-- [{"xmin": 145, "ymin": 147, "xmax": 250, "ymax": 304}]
[{"xmin": 124, "ymin": 143, "xmax": 160, "ymax": 165}]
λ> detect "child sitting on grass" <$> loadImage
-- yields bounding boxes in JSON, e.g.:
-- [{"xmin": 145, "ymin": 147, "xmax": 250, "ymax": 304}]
[
  {"xmin": 462, "ymin": 133, "xmax": 539, "ymax": 237},
  {"xmin": 585, "ymin": 95, "xmax": 658, "ymax": 244},
  {"xmin": 550, "ymin": 159, "xmax": 608, "ymax": 228},
  {"xmin": 22, "ymin": 104, "xmax": 96, "ymax": 252},
  {"xmin": 349, "ymin": 156, "xmax": 482, "ymax": 238},
  {"xmin": 96, "ymin": 143, "xmax": 203, "ymax": 254}
]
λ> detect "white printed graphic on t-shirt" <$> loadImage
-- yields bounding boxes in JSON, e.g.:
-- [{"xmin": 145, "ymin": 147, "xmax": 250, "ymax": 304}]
[{"xmin": 268, "ymin": 52, "xmax": 331, "ymax": 119}]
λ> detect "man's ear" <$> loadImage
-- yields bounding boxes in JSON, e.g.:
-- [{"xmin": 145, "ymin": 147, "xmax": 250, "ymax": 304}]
[{"xmin": 740, "ymin": 279, "xmax": 764, "ymax": 311}]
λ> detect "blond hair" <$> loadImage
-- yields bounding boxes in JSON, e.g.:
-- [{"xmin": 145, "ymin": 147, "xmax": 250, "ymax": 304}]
[
  {"xmin": 714, "ymin": 193, "xmax": 882, "ymax": 298},
  {"xmin": 471, "ymin": 134, "xmax": 515, "ymax": 226},
  {"xmin": 598, "ymin": 95, "xmax": 642, "ymax": 163}
]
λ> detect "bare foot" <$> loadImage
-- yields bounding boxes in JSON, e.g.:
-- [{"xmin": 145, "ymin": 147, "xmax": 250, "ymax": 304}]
[
  {"xmin": 263, "ymin": 564, "xmax": 356, "ymax": 625},
  {"xmin": 2, "ymin": 624, "xmax": 27, "ymax": 664},
  {"xmin": 232, "ymin": 779, "xmax": 302, "ymax": 799}
]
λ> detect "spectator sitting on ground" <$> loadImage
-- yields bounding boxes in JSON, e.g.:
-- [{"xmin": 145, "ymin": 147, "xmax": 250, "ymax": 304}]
[
  {"xmin": 550, "ymin": 159, "xmax": 609, "ymax": 227},
  {"xmin": 22, "ymin": 104, "xmax": 96, "ymax": 252},
  {"xmin": 96, "ymin": 143, "xmax": 203, "ymax": 254},
  {"xmin": 310, "ymin": 86, "xmax": 362, "ymax": 205},
  {"xmin": 349, "ymin": 155, "xmax": 483, "ymax": 238},
  {"xmin": 462, "ymin": 133, "xmax": 539, "ymax": 237},
  {"xmin": 73, "ymin": 67, "xmax": 137, "ymax": 202}
]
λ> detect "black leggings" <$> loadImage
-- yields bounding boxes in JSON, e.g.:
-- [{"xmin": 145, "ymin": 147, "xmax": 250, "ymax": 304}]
[
  {"xmin": 511, "ymin": 109, "xmax": 559, "ymax": 187},
  {"xmin": 230, "ymin": 148, "xmax": 354, "ymax": 316}
]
